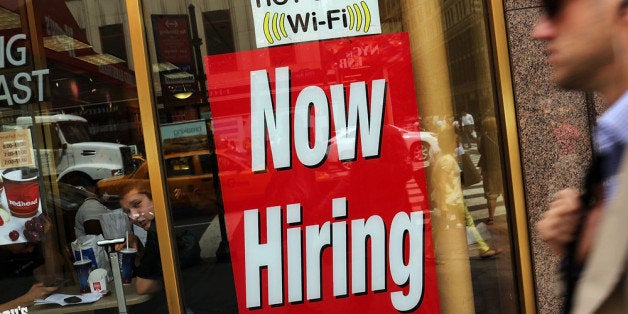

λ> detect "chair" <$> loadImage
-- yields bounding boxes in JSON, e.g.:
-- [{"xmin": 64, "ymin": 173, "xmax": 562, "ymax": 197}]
[{"xmin": 83, "ymin": 219, "xmax": 104, "ymax": 236}]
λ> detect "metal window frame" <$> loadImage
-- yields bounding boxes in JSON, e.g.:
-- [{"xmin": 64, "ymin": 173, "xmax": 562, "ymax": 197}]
[
  {"xmin": 125, "ymin": 0, "xmax": 185, "ymax": 313},
  {"xmin": 486, "ymin": 0, "xmax": 535, "ymax": 313}
]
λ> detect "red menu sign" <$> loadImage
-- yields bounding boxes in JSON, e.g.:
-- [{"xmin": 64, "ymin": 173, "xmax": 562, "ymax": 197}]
[
  {"xmin": 205, "ymin": 33, "xmax": 440, "ymax": 313},
  {"xmin": 151, "ymin": 15, "xmax": 193, "ymax": 72}
]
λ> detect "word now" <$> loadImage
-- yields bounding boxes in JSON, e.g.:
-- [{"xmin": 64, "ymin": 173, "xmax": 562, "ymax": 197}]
[
  {"xmin": 255, "ymin": 0, "xmax": 300, "ymax": 7},
  {"xmin": 244, "ymin": 197, "xmax": 425, "ymax": 311},
  {"xmin": 251, "ymin": 66, "xmax": 386, "ymax": 172}
]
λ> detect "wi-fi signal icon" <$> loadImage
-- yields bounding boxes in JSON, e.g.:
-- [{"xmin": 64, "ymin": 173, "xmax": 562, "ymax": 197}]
[
  {"xmin": 263, "ymin": 12, "xmax": 288, "ymax": 45},
  {"xmin": 262, "ymin": 1, "xmax": 373, "ymax": 45},
  {"xmin": 346, "ymin": 1, "xmax": 372, "ymax": 33}
]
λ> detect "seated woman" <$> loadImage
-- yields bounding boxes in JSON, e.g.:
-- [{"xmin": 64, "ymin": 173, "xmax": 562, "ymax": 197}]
[
  {"xmin": 115, "ymin": 181, "xmax": 200, "ymax": 296},
  {"xmin": 116, "ymin": 182, "xmax": 161, "ymax": 295}
]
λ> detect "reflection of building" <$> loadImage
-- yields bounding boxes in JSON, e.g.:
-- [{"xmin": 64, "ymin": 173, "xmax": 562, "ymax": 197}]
[
  {"xmin": 442, "ymin": 0, "xmax": 495, "ymax": 119},
  {"xmin": 0, "ymin": 0, "xmax": 143, "ymax": 150}
]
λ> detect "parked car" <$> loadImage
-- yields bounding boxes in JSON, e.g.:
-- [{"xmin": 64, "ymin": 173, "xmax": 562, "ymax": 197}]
[
  {"xmin": 389, "ymin": 125, "xmax": 440, "ymax": 167},
  {"xmin": 326, "ymin": 125, "xmax": 439, "ymax": 169}
]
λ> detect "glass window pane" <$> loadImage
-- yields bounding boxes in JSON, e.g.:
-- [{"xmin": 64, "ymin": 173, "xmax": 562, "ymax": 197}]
[
  {"xmin": 0, "ymin": 0, "xmax": 519, "ymax": 313},
  {"xmin": 136, "ymin": 0, "xmax": 519, "ymax": 313},
  {"xmin": 0, "ymin": 0, "xmax": 157, "ymax": 312}
]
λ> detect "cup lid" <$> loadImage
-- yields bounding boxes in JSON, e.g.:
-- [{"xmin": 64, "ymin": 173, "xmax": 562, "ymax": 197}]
[{"xmin": 73, "ymin": 258, "xmax": 92, "ymax": 265}]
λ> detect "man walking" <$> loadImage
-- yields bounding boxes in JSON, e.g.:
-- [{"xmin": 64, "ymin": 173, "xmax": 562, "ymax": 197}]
[
  {"xmin": 534, "ymin": 0, "xmax": 628, "ymax": 313},
  {"xmin": 460, "ymin": 111, "xmax": 475, "ymax": 148}
]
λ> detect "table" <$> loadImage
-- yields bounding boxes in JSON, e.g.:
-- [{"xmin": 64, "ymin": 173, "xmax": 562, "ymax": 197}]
[{"xmin": 29, "ymin": 279, "xmax": 152, "ymax": 314}]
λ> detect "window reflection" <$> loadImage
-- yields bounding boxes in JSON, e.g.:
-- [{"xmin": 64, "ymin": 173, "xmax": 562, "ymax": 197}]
[
  {"xmin": 166, "ymin": 157, "xmax": 194, "ymax": 176},
  {"xmin": 0, "ymin": 0, "xmax": 152, "ymax": 311},
  {"xmin": 0, "ymin": 0, "xmax": 521, "ymax": 313},
  {"xmin": 57, "ymin": 120, "xmax": 92, "ymax": 143}
]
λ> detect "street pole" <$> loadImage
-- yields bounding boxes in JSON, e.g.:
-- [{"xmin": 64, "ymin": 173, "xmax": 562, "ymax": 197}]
[{"xmin": 188, "ymin": 4, "xmax": 230, "ymax": 262}]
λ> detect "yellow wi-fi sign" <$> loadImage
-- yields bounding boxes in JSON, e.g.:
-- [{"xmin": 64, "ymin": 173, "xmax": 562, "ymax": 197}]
[
  {"xmin": 262, "ymin": 1, "xmax": 372, "ymax": 45},
  {"xmin": 346, "ymin": 2, "xmax": 372, "ymax": 33},
  {"xmin": 263, "ymin": 12, "xmax": 288, "ymax": 45}
]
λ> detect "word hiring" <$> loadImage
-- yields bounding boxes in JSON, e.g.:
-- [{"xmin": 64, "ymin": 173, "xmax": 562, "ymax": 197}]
[
  {"xmin": 251, "ymin": 66, "xmax": 385, "ymax": 172},
  {"xmin": 0, "ymin": 34, "xmax": 49, "ymax": 106},
  {"xmin": 2, "ymin": 305, "xmax": 28, "ymax": 314},
  {"xmin": 244, "ymin": 198, "xmax": 425, "ymax": 311}
]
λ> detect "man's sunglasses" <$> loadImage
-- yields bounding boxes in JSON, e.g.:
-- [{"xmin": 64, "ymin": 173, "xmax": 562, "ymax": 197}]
[
  {"xmin": 541, "ymin": 0, "xmax": 563, "ymax": 19},
  {"xmin": 543, "ymin": 0, "xmax": 628, "ymax": 19}
]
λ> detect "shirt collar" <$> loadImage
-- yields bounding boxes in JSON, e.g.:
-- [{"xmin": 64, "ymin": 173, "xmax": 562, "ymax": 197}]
[{"xmin": 595, "ymin": 90, "xmax": 628, "ymax": 154}]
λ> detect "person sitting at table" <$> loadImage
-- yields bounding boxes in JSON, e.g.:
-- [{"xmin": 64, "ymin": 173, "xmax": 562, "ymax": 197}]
[
  {"xmin": 74, "ymin": 185, "xmax": 148, "ymax": 245},
  {"xmin": 115, "ymin": 181, "xmax": 200, "ymax": 296},
  {"xmin": 0, "ymin": 215, "xmax": 61, "ymax": 311},
  {"xmin": 115, "ymin": 182, "xmax": 162, "ymax": 295}
]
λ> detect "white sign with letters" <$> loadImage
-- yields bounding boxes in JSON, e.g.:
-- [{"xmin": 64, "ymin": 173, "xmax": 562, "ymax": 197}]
[{"xmin": 250, "ymin": 0, "xmax": 381, "ymax": 48}]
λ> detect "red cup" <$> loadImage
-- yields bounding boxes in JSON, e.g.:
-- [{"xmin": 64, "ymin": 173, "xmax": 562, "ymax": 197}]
[{"xmin": 2, "ymin": 167, "xmax": 39, "ymax": 218}]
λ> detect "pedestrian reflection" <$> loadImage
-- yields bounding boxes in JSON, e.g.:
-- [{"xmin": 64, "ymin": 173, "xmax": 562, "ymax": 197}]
[{"xmin": 431, "ymin": 130, "xmax": 501, "ymax": 258}]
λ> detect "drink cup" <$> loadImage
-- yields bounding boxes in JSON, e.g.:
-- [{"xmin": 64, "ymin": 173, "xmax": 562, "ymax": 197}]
[
  {"xmin": 2, "ymin": 167, "xmax": 39, "ymax": 218},
  {"xmin": 119, "ymin": 248, "xmax": 136, "ymax": 284},
  {"xmin": 74, "ymin": 259, "xmax": 93, "ymax": 294}
]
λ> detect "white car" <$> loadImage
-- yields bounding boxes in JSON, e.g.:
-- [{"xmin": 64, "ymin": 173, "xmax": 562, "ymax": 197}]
[
  {"xmin": 390, "ymin": 125, "xmax": 440, "ymax": 167},
  {"xmin": 326, "ymin": 125, "xmax": 440, "ymax": 170}
]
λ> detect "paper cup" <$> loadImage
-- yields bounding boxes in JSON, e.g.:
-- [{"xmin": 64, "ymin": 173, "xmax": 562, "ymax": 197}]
[
  {"xmin": 119, "ymin": 248, "xmax": 136, "ymax": 284},
  {"xmin": 74, "ymin": 259, "xmax": 93, "ymax": 294},
  {"xmin": 2, "ymin": 167, "xmax": 39, "ymax": 218}
]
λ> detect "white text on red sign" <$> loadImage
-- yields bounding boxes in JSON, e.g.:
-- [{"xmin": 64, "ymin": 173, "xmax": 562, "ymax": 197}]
[{"xmin": 251, "ymin": 66, "xmax": 385, "ymax": 172}]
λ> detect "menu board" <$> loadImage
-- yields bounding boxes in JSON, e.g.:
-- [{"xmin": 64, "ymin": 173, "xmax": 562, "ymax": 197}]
[{"xmin": 1, "ymin": 129, "xmax": 35, "ymax": 168}]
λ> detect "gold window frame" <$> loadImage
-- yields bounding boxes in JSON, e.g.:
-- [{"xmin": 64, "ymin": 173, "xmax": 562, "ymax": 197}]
[{"xmin": 122, "ymin": 0, "xmax": 535, "ymax": 313}]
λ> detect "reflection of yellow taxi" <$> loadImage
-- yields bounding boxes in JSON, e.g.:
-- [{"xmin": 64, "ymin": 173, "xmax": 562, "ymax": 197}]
[
  {"xmin": 97, "ymin": 150, "xmax": 218, "ymax": 216},
  {"xmin": 213, "ymin": 150, "xmax": 271, "ymax": 204},
  {"xmin": 97, "ymin": 150, "xmax": 269, "ymax": 216}
]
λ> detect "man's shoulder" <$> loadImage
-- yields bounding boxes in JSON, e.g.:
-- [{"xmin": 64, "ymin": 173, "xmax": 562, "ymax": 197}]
[{"xmin": 77, "ymin": 198, "xmax": 109, "ymax": 213}]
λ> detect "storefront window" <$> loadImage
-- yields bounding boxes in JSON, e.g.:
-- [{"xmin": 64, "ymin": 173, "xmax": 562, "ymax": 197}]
[
  {"xmin": 135, "ymin": 0, "xmax": 519, "ymax": 313},
  {"xmin": 1, "ymin": 0, "xmax": 522, "ymax": 313},
  {"xmin": 0, "ymin": 0, "xmax": 158, "ymax": 312}
]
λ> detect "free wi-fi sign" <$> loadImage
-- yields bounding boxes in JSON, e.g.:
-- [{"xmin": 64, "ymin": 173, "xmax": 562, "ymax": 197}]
[{"xmin": 251, "ymin": 0, "xmax": 381, "ymax": 48}]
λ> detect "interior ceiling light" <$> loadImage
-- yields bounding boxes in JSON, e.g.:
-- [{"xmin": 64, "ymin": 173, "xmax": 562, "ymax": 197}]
[
  {"xmin": 43, "ymin": 35, "xmax": 92, "ymax": 52},
  {"xmin": 0, "ymin": 7, "xmax": 20, "ymax": 30},
  {"xmin": 173, "ymin": 85, "xmax": 193, "ymax": 100},
  {"xmin": 76, "ymin": 53, "xmax": 125, "ymax": 66},
  {"xmin": 174, "ymin": 91, "xmax": 193, "ymax": 100}
]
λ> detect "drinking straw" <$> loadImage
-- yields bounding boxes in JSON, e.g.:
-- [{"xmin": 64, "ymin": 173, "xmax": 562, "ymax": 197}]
[
  {"xmin": 80, "ymin": 248, "xmax": 84, "ymax": 261},
  {"xmin": 126, "ymin": 230, "xmax": 129, "ymax": 250}
]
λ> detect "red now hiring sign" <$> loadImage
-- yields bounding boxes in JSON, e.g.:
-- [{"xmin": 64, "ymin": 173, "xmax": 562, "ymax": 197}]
[{"xmin": 205, "ymin": 33, "xmax": 440, "ymax": 313}]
